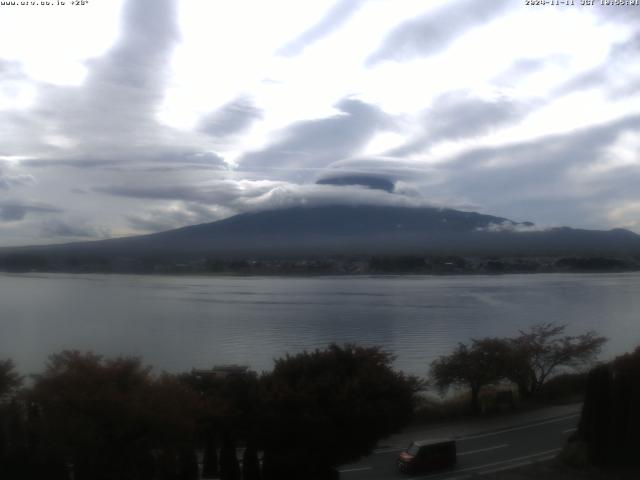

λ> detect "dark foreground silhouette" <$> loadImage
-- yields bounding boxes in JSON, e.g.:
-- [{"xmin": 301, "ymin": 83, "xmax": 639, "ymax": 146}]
[
  {"xmin": 0, "ymin": 345, "xmax": 420, "ymax": 480},
  {"xmin": 573, "ymin": 346, "xmax": 640, "ymax": 467},
  {"xmin": 1, "ymin": 329, "xmax": 635, "ymax": 479}
]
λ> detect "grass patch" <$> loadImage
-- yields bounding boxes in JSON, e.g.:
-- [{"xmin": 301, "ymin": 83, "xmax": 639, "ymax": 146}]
[
  {"xmin": 412, "ymin": 374, "xmax": 586, "ymax": 426},
  {"xmin": 412, "ymin": 391, "xmax": 472, "ymax": 424}
]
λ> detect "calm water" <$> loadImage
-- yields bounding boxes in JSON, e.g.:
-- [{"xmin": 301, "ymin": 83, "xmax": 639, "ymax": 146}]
[{"xmin": 1, "ymin": 272, "xmax": 639, "ymax": 377}]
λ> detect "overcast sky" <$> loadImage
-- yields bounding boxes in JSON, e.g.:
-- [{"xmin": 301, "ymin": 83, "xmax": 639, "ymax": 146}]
[{"xmin": 1, "ymin": 0, "xmax": 639, "ymax": 246}]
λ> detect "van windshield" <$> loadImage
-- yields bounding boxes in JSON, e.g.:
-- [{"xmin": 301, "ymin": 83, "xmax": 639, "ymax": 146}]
[{"xmin": 407, "ymin": 443, "xmax": 420, "ymax": 456}]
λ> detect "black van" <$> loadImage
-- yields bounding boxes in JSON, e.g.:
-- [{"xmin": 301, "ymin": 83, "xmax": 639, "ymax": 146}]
[{"xmin": 396, "ymin": 438, "xmax": 457, "ymax": 474}]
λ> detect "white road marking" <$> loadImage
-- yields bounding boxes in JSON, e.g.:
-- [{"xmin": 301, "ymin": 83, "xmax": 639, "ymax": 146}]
[
  {"xmin": 458, "ymin": 443, "xmax": 509, "ymax": 456},
  {"xmin": 562, "ymin": 427, "xmax": 577, "ymax": 434},
  {"xmin": 407, "ymin": 448, "xmax": 561, "ymax": 480},
  {"xmin": 338, "ymin": 466, "xmax": 372, "ymax": 473},
  {"xmin": 374, "ymin": 414, "xmax": 578, "ymax": 455},
  {"xmin": 349, "ymin": 413, "xmax": 577, "ymax": 475},
  {"xmin": 479, "ymin": 452, "xmax": 559, "ymax": 475},
  {"xmin": 462, "ymin": 414, "xmax": 580, "ymax": 440}
]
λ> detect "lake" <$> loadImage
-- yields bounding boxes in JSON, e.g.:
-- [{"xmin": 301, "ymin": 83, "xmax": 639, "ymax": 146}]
[{"xmin": 1, "ymin": 272, "xmax": 639, "ymax": 376}]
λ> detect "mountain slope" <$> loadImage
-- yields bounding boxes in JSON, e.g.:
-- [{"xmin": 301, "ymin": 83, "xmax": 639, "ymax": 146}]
[{"xmin": 3, "ymin": 205, "xmax": 640, "ymax": 261}]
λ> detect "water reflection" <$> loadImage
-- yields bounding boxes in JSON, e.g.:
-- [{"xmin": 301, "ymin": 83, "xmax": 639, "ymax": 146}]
[{"xmin": 1, "ymin": 272, "xmax": 639, "ymax": 376}]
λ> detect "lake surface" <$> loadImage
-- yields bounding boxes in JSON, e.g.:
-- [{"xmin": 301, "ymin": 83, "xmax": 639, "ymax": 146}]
[{"xmin": 1, "ymin": 272, "xmax": 639, "ymax": 377}]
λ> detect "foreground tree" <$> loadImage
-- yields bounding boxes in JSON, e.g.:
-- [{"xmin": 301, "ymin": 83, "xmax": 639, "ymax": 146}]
[
  {"xmin": 430, "ymin": 338, "xmax": 511, "ymax": 413},
  {"xmin": 261, "ymin": 344, "xmax": 421, "ymax": 480},
  {"xmin": 200, "ymin": 430, "xmax": 219, "ymax": 479},
  {"xmin": 242, "ymin": 440, "xmax": 261, "ymax": 480},
  {"xmin": 508, "ymin": 323, "xmax": 607, "ymax": 398},
  {"xmin": 219, "ymin": 434, "xmax": 241, "ymax": 480},
  {"xmin": 0, "ymin": 359, "xmax": 22, "ymax": 397},
  {"xmin": 180, "ymin": 367, "xmax": 262, "ymax": 479},
  {"xmin": 30, "ymin": 351, "xmax": 200, "ymax": 480},
  {"xmin": 0, "ymin": 360, "xmax": 28, "ymax": 479},
  {"xmin": 431, "ymin": 324, "xmax": 607, "ymax": 410}
]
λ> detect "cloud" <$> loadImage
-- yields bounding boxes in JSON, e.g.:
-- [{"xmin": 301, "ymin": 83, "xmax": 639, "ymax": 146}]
[
  {"xmin": 277, "ymin": 0, "xmax": 368, "ymax": 56},
  {"xmin": 95, "ymin": 179, "xmax": 274, "ymax": 205},
  {"xmin": 21, "ymin": 158, "xmax": 121, "ymax": 169},
  {"xmin": 96, "ymin": 175, "xmax": 469, "ymax": 234},
  {"xmin": 495, "ymin": 55, "xmax": 569, "ymax": 87},
  {"xmin": 221, "ymin": 183, "xmax": 433, "ymax": 215},
  {"xmin": 0, "ymin": 205, "xmax": 30, "ymax": 222},
  {"xmin": 593, "ymin": 3, "xmax": 640, "ymax": 24},
  {"xmin": 0, "ymin": 59, "xmax": 25, "ymax": 85},
  {"xmin": 0, "ymin": 59, "xmax": 17, "ymax": 76},
  {"xmin": 0, "ymin": 173, "xmax": 35, "ymax": 189},
  {"xmin": 239, "ymin": 98, "xmax": 395, "ymax": 175},
  {"xmin": 553, "ymin": 34, "xmax": 640, "ymax": 99},
  {"xmin": 0, "ymin": 0, "xmax": 232, "ymax": 181},
  {"xmin": 0, "ymin": 201, "xmax": 61, "ymax": 222},
  {"xmin": 425, "ymin": 92, "xmax": 525, "ymax": 140},
  {"xmin": 39, "ymin": 218, "xmax": 110, "ymax": 239},
  {"xmin": 0, "ymin": 111, "xmax": 45, "ymax": 158},
  {"xmin": 387, "ymin": 91, "xmax": 529, "ymax": 156},
  {"xmin": 366, "ymin": 0, "xmax": 512, "ymax": 65},
  {"xmin": 20, "ymin": 149, "xmax": 226, "ymax": 170},
  {"xmin": 477, "ymin": 220, "xmax": 544, "ymax": 234},
  {"xmin": 427, "ymin": 113, "xmax": 640, "ymax": 227},
  {"xmin": 16, "ymin": 0, "xmax": 183, "ymax": 166},
  {"xmin": 324, "ymin": 155, "xmax": 431, "ymax": 179},
  {"xmin": 0, "ymin": 59, "xmax": 26, "ymax": 89},
  {"xmin": 111, "ymin": 177, "xmax": 405, "ymax": 213},
  {"xmin": 0, "ymin": 162, "xmax": 36, "ymax": 189},
  {"xmin": 607, "ymin": 201, "xmax": 640, "ymax": 232},
  {"xmin": 498, "ymin": 58, "xmax": 550, "ymax": 81},
  {"xmin": 316, "ymin": 174, "xmax": 395, "ymax": 193},
  {"xmin": 198, "ymin": 97, "xmax": 262, "ymax": 138},
  {"xmin": 115, "ymin": 185, "xmax": 401, "ymax": 233},
  {"xmin": 449, "ymin": 115, "xmax": 638, "ymax": 181},
  {"xmin": 121, "ymin": 183, "xmax": 440, "ymax": 234},
  {"xmin": 126, "ymin": 203, "xmax": 228, "ymax": 233}
]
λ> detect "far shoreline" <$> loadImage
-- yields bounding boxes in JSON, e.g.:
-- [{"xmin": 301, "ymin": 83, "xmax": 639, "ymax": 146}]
[{"xmin": 1, "ymin": 266, "xmax": 640, "ymax": 279}]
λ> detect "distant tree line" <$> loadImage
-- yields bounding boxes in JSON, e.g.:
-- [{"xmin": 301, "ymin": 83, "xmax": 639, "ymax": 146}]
[
  {"xmin": 2, "ymin": 253, "xmax": 639, "ymax": 275},
  {"xmin": 430, "ymin": 323, "xmax": 607, "ymax": 413},
  {"xmin": 0, "ymin": 345, "xmax": 421, "ymax": 480}
]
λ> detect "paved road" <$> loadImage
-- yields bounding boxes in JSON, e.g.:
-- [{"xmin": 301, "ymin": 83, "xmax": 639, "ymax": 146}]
[{"xmin": 338, "ymin": 409, "xmax": 580, "ymax": 480}]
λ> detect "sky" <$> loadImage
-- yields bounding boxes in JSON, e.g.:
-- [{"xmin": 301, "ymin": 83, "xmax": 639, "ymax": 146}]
[{"xmin": 1, "ymin": 0, "xmax": 640, "ymax": 246}]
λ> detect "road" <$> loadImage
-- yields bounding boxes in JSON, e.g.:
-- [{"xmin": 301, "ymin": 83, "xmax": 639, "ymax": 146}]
[{"xmin": 338, "ymin": 408, "xmax": 580, "ymax": 480}]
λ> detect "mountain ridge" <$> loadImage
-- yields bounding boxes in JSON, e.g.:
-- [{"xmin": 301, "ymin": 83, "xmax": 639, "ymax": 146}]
[{"xmin": 2, "ymin": 205, "xmax": 640, "ymax": 269}]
